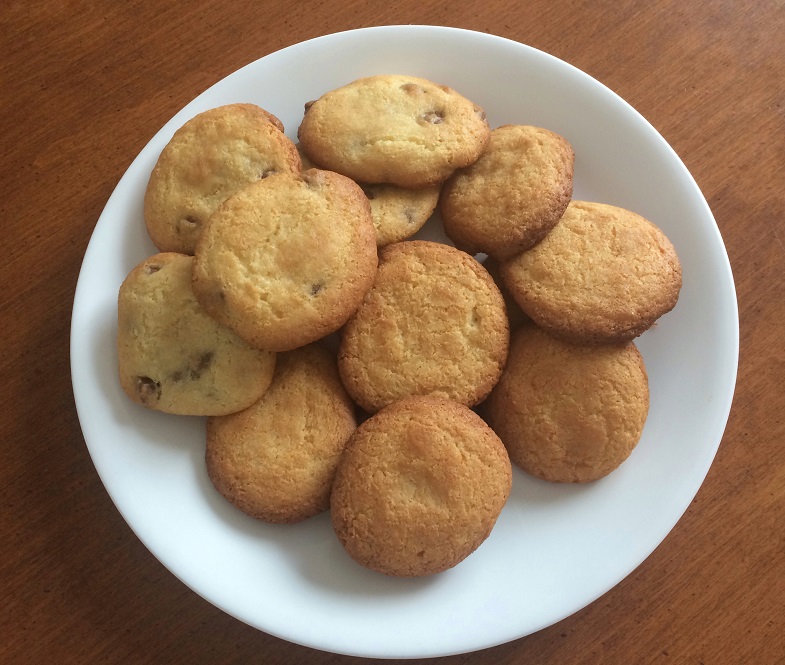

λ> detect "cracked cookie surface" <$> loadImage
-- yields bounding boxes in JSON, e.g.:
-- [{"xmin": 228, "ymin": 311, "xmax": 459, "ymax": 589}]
[
  {"xmin": 330, "ymin": 395, "xmax": 511, "ymax": 576},
  {"xmin": 338, "ymin": 240, "xmax": 509, "ymax": 412},
  {"xmin": 441, "ymin": 124, "xmax": 574, "ymax": 260},
  {"xmin": 500, "ymin": 201, "xmax": 682, "ymax": 344},
  {"xmin": 483, "ymin": 324, "xmax": 649, "ymax": 482}
]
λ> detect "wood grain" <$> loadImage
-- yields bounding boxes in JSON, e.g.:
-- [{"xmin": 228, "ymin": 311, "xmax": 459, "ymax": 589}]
[{"xmin": 2, "ymin": 1, "xmax": 783, "ymax": 663}]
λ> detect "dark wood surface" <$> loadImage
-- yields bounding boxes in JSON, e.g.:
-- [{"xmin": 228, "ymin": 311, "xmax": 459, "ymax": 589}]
[{"xmin": 2, "ymin": 1, "xmax": 783, "ymax": 663}]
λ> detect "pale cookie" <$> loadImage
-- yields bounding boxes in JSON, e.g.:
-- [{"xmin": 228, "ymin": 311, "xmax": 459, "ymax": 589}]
[
  {"xmin": 206, "ymin": 343, "xmax": 357, "ymax": 523},
  {"xmin": 339, "ymin": 240, "xmax": 509, "ymax": 413},
  {"xmin": 441, "ymin": 125, "xmax": 574, "ymax": 260},
  {"xmin": 360, "ymin": 182, "xmax": 440, "ymax": 247},
  {"xmin": 192, "ymin": 169, "xmax": 378, "ymax": 352},
  {"xmin": 501, "ymin": 201, "xmax": 682, "ymax": 344},
  {"xmin": 117, "ymin": 253, "xmax": 276, "ymax": 415},
  {"xmin": 144, "ymin": 104, "xmax": 301, "ymax": 254},
  {"xmin": 331, "ymin": 395, "xmax": 512, "ymax": 577},
  {"xmin": 298, "ymin": 75, "xmax": 490, "ymax": 188},
  {"xmin": 484, "ymin": 324, "xmax": 649, "ymax": 483}
]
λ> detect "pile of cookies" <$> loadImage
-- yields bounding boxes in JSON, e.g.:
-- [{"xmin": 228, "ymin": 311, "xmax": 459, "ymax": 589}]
[{"xmin": 117, "ymin": 74, "xmax": 681, "ymax": 577}]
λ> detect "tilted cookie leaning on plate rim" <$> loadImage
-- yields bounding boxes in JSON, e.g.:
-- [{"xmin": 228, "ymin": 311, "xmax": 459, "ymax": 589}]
[{"xmin": 116, "ymin": 72, "xmax": 682, "ymax": 578}]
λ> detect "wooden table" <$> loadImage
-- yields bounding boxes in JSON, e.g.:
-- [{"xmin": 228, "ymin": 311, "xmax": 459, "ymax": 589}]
[{"xmin": 3, "ymin": 1, "xmax": 783, "ymax": 663}]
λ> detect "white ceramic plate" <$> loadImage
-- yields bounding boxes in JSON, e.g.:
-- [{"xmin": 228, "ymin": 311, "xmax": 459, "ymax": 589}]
[{"xmin": 70, "ymin": 26, "xmax": 738, "ymax": 659}]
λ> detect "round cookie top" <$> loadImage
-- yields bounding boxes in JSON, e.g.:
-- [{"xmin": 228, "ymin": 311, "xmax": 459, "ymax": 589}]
[
  {"xmin": 297, "ymin": 75, "xmax": 491, "ymax": 188},
  {"xmin": 117, "ymin": 253, "xmax": 276, "ymax": 416},
  {"xmin": 192, "ymin": 169, "xmax": 378, "ymax": 353},
  {"xmin": 144, "ymin": 103, "xmax": 301, "ymax": 254},
  {"xmin": 441, "ymin": 124, "xmax": 574, "ymax": 260},
  {"xmin": 206, "ymin": 343, "xmax": 357, "ymax": 524},
  {"xmin": 338, "ymin": 240, "xmax": 509, "ymax": 412},
  {"xmin": 484, "ymin": 324, "xmax": 649, "ymax": 483},
  {"xmin": 360, "ymin": 182, "xmax": 440, "ymax": 247},
  {"xmin": 500, "ymin": 201, "xmax": 682, "ymax": 344},
  {"xmin": 330, "ymin": 395, "xmax": 512, "ymax": 577}
]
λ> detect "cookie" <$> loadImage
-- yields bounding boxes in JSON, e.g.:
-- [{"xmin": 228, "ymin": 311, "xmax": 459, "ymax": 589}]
[
  {"xmin": 484, "ymin": 324, "xmax": 649, "ymax": 482},
  {"xmin": 441, "ymin": 125, "xmax": 574, "ymax": 260},
  {"xmin": 500, "ymin": 201, "xmax": 682, "ymax": 344},
  {"xmin": 206, "ymin": 343, "xmax": 356, "ymax": 523},
  {"xmin": 360, "ymin": 182, "xmax": 440, "ymax": 247},
  {"xmin": 298, "ymin": 75, "xmax": 490, "ymax": 188},
  {"xmin": 192, "ymin": 169, "xmax": 378, "ymax": 352},
  {"xmin": 331, "ymin": 395, "xmax": 512, "ymax": 576},
  {"xmin": 144, "ymin": 104, "xmax": 301, "ymax": 254},
  {"xmin": 295, "ymin": 142, "xmax": 316, "ymax": 170},
  {"xmin": 338, "ymin": 240, "xmax": 509, "ymax": 412},
  {"xmin": 482, "ymin": 256, "xmax": 530, "ymax": 331},
  {"xmin": 298, "ymin": 143, "xmax": 439, "ymax": 246},
  {"xmin": 117, "ymin": 253, "xmax": 276, "ymax": 415}
]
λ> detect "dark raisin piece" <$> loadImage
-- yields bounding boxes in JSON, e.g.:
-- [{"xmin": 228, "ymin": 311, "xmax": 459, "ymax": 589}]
[{"xmin": 136, "ymin": 376, "xmax": 161, "ymax": 404}]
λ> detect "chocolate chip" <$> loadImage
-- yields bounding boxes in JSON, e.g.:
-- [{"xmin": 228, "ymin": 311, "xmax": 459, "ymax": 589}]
[
  {"xmin": 304, "ymin": 100, "xmax": 315, "ymax": 112},
  {"xmin": 420, "ymin": 111, "xmax": 444, "ymax": 125},
  {"xmin": 400, "ymin": 82, "xmax": 423, "ymax": 94},
  {"xmin": 178, "ymin": 216, "xmax": 200, "ymax": 235},
  {"xmin": 190, "ymin": 352, "xmax": 214, "ymax": 379},
  {"xmin": 144, "ymin": 264, "xmax": 162, "ymax": 275},
  {"xmin": 474, "ymin": 107, "xmax": 487, "ymax": 121},
  {"xmin": 170, "ymin": 352, "xmax": 214, "ymax": 383},
  {"xmin": 135, "ymin": 376, "xmax": 161, "ymax": 404},
  {"xmin": 310, "ymin": 282, "xmax": 324, "ymax": 296},
  {"xmin": 260, "ymin": 168, "xmax": 278, "ymax": 179},
  {"xmin": 197, "ymin": 351, "xmax": 213, "ymax": 370}
]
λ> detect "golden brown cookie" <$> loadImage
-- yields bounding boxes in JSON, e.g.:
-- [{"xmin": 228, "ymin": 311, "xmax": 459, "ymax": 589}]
[
  {"xmin": 192, "ymin": 169, "xmax": 378, "ymax": 352},
  {"xmin": 484, "ymin": 324, "xmax": 649, "ymax": 483},
  {"xmin": 482, "ymin": 256, "xmax": 530, "ymax": 331},
  {"xmin": 441, "ymin": 125, "xmax": 574, "ymax": 260},
  {"xmin": 500, "ymin": 201, "xmax": 682, "ymax": 344},
  {"xmin": 359, "ymin": 182, "xmax": 440, "ymax": 247},
  {"xmin": 206, "ymin": 343, "xmax": 356, "ymax": 523},
  {"xmin": 144, "ymin": 104, "xmax": 301, "ymax": 254},
  {"xmin": 338, "ymin": 240, "xmax": 509, "ymax": 413},
  {"xmin": 331, "ymin": 395, "xmax": 512, "ymax": 576},
  {"xmin": 298, "ymin": 75, "xmax": 490, "ymax": 188},
  {"xmin": 295, "ymin": 142, "xmax": 316, "ymax": 170},
  {"xmin": 117, "ymin": 253, "xmax": 276, "ymax": 415}
]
